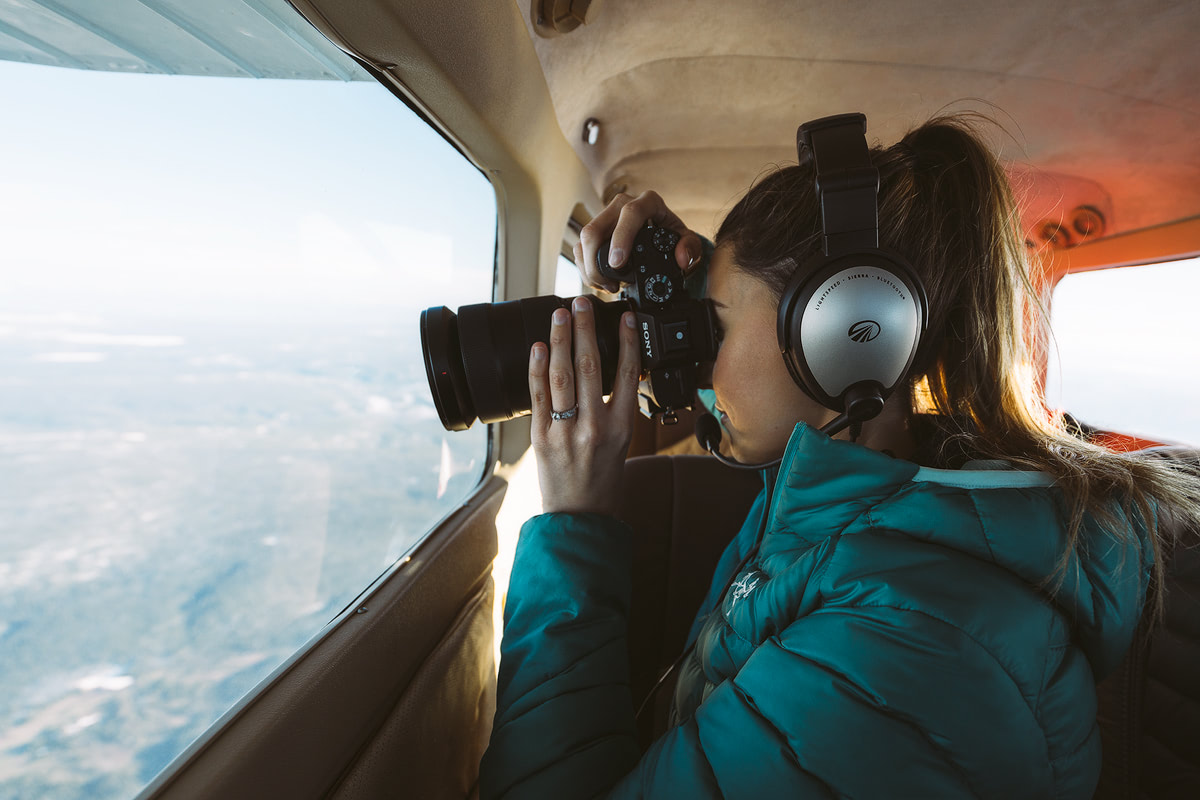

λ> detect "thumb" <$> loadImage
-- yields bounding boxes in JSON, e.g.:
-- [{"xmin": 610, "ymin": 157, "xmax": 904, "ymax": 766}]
[{"xmin": 676, "ymin": 233, "xmax": 703, "ymax": 274}]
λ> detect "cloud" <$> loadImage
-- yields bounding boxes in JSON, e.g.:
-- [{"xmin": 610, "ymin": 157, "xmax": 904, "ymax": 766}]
[{"xmin": 31, "ymin": 352, "xmax": 108, "ymax": 363}]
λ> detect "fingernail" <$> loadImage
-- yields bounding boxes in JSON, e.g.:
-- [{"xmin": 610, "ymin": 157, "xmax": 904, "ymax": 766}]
[
  {"xmin": 553, "ymin": 308, "xmax": 568, "ymax": 325},
  {"xmin": 609, "ymin": 247, "xmax": 625, "ymax": 266},
  {"xmin": 624, "ymin": 312, "xmax": 636, "ymax": 328},
  {"xmin": 573, "ymin": 296, "xmax": 589, "ymax": 313},
  {"xmin": 532, "ymin": 343, "xmax": 546, "ymax": 361}
]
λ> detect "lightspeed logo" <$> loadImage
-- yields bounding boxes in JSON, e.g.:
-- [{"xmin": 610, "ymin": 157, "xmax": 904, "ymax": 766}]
[{"xmin": 848, "ymin": 320, "xmax": 881, "ymax": 342}]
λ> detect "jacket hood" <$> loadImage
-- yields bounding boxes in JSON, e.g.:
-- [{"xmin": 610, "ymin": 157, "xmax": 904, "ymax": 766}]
[{"xmin": 768, "ymin": 423, "xmax": 1152, "ymax": 678}]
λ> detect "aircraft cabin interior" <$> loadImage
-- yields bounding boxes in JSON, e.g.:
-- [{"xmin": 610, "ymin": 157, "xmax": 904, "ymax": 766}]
[{"xmin": 0, "ymin": 0, "xmax": 1196, "ymax": 798}]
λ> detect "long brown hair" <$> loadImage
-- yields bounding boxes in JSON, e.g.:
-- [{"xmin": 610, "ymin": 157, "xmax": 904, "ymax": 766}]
[{"xmin": 715, "ymin": 113, "xmax": 1200, "ymax": 621}]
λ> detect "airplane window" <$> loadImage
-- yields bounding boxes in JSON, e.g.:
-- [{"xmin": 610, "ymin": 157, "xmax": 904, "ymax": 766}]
[
  {"xmin": 0, "ymin": 34, "xmax": 494, "ymax": 800},
  {"xmin": 556, "ymin": 252, "xmax": 583, "ymax": 297},
  {"xmin": 1046, "ymin": 257, "xmax": 1200, "ymax": 447}
]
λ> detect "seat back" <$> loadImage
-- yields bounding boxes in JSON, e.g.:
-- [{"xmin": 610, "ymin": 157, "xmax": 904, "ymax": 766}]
[
  {"xmin": 1095, "ymin": 447, "xmax": 1200, "ymax": 799},
  {"xmin": 616, "ymin": 454, "xmax": 762, "ymax": 748},
  {"xmin": 1141, "ymin": 536, "xmax": 1200, "ymax": 796}
]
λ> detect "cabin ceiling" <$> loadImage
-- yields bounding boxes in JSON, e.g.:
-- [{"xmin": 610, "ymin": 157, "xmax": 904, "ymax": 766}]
[{"xmin": 519, "ymin": 0, "xmax": 1200, "ymax": 244}]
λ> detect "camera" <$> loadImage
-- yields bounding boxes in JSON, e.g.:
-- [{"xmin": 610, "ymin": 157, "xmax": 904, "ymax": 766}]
[{"xmin": 420, "ymin": 220, "xmax": 719, "ymax": 430}]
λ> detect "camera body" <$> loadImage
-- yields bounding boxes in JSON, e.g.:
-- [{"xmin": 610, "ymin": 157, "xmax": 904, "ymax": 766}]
[
  {"xmin": 599, "ymin": 221, "xmax": 719, "ymax": 423},
  {"xmin": 419, "ymin": 221, "xmax": 717, "ymax": 430}
]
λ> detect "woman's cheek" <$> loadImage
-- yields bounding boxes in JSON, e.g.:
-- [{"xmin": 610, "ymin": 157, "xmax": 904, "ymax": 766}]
[{"xmin": 709, "ymin": 350, "xmax": 732, "ymax": 406}]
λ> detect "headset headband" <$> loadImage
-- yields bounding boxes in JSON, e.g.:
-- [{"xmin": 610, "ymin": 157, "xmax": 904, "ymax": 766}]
[
  {"xmin": 797, "ymin": 113, "xmax": 880, "ymax": 256},
  {"xmin": 778, "ymin": 113, "xmax": 928, "ymax": 429}
]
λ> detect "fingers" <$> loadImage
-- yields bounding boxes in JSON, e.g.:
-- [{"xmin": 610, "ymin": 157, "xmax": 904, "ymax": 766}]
[
  {"xmin": 577, "ymin": 190, "xmax": 698, "ymax": 292},
  {"xmin": 577, "ymin": 193, "xmax": 632, "ymax": 292},
  {"xmin": 676, "ymin": 232, "xmax": 704, "ymax": 274},
  {"xmin": 547, "ymin": 306, "xmax": 575, "ymax": 417},
  {"xmin": 608, "ymin": 310, "xmax": 642, "ymax": 421},
  {"xmin": 571, "ymin": 297, "xmax": 603, "ymax": 417},
  {"xmin": 531, "ymin": 301, "xmax": 638, "ymax": 432},
  {"xmin": 528, "ymin": 341, "xmax": 550, "ymax": 436},
  {"xmin": 608, "ymin": 192, "xmax": 665, "ymax": 271},
  {"xmin": 615, "ymin": 193, "xmax": 701, "ymax": 273}
]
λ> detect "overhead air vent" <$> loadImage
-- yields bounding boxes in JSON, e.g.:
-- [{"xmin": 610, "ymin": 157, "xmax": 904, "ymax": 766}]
[
  {"xmin": 1034, "ymin": 206, "xmax": 1108, "ymax": 250},
  {"xmin": 582, "ymin": 117, "xmax": 601, "ymax": 145},
  {"xmin": 531, "ymin": 0, "xmax": 595, "ymax": 37},
  {"xmin": 1009, "ymin": 167, "xmax": 1115, "ymax": 251}
]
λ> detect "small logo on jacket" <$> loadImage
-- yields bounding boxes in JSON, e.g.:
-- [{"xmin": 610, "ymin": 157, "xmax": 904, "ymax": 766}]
[
  {"xmin": 729, "ymin": 572, "xmax": 762, "ymax": 607},
  {"xmin": 848, "ymin": 320, "xmax": 881, "ymax": 342}
]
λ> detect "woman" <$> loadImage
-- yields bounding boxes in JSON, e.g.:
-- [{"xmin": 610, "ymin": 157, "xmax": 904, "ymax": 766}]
[{"xmin": 479, "ymin": 114, "xmax": 1199, "ymax": 798}]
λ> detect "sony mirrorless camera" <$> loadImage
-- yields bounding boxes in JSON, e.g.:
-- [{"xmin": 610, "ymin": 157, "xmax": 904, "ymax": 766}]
[{"xmin": 420, "ymin": 220, "xmax": 718, "ymax": 430}]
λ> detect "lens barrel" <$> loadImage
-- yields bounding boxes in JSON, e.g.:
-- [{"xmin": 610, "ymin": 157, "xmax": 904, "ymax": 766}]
[{"xmin": 420, "ymin": 295, "xmax": 631, "ymax": 430}]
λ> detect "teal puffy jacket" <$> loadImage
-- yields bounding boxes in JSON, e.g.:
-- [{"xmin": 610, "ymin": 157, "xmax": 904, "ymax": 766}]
[{"xmin": 481, "ymin": 424, "xmax": 1151, "ymax": 798}]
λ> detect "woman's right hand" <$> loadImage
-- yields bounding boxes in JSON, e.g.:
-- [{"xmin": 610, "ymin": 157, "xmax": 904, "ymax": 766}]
[{"xmin": 575, "ymin": 191, "xmax": 704, "ymax": 293}]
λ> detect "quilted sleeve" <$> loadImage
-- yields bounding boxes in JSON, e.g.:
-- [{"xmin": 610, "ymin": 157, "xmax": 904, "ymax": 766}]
[
  {"xmin": 479, "ymin": 511, "xmax": 861, "ymax": 799},
  {"xmin": 479, "ymin": 511, "xmax": 641, "ymax": 798}
]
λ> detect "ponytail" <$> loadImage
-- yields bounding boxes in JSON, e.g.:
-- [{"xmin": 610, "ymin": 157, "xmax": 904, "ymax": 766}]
[{"xmin": 716, "ymin": 113, "xmax": 1200, "ymax": 621}]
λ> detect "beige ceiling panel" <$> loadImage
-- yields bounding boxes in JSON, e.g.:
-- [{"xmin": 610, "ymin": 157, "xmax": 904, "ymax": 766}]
[
  {"xmin": 576, "ymin": 54, "xmax": 1198, "ymax": 235},
  {"xmin": 523, "ymin": 0, "xmax": 1200, "ymax": 244},
  {"xmin": 601, "ymin": 145, "xmax": 795, "ymax": 237}
]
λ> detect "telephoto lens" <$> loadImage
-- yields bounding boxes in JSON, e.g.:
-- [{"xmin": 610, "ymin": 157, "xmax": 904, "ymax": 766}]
[
  {"xmin": 420, "ymin": 295, "xmax": 630, "ymax": 431},
  {"xmin": 421, "ymin": 221, "xmax": 719, "ymax": 432}
]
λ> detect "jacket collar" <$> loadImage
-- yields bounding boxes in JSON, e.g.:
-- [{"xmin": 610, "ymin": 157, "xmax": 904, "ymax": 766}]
[
  {"xmin": 762, "ymin": 423, "xmax": 1149, "ymax": 678},
  {"xmin": 764, "ymin": 423, "xmax": 923, "ymax": 548}
]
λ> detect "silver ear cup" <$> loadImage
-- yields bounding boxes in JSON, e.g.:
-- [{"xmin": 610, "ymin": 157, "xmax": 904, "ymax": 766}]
[
  {"xmin": 778, "ymin": 254, "xmax": 925, "ymax": 412},
  {"xmin": 800, "ymin": 265, "xmax": 921, "ymax": 398}
]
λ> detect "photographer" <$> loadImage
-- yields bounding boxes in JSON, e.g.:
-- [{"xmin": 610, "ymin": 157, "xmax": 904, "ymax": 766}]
[{"xmin": 479, "ymin": 114, "xmax": 1200, "ymax": 798}]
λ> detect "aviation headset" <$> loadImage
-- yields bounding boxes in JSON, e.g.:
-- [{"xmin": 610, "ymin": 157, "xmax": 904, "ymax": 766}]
[{"xmin": 777, "ymin": 113, "xmax": 928, "ymax": 432}]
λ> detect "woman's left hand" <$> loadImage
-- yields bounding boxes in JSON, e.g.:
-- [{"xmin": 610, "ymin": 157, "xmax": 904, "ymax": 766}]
[{"xmin": 528, "ymin": 296, "xmax": 641, "ymax": 514}]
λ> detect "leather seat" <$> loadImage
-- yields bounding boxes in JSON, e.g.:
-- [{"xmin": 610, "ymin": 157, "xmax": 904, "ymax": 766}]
[
  {"xmin": 1095, "ymin": 447, "xmax": 1200, "ymax": 799},
  {"xmin": 617, "ymin": 455, "xmax": 761, "ymax": 747}
]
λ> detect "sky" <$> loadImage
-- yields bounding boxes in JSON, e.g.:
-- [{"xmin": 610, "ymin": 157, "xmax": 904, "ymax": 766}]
[
  {"xmin": 0, "ymin": 60, "xmax": 496, "ymax": 322},
  {"xmin": 0, "ymin": 55, "xmax": 499, "ymax": 798},
  {"xmin": 1045, "ymin": 257, "xmax": 1200, "ymax": 446}
]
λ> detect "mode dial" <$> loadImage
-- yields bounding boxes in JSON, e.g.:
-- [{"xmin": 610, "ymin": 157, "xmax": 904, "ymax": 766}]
[
  {"xmin": 653, "ymin": 226, "xmax": 678, "ymax": 253},
  {"xmin": 644, "ymin": 274, "xmax": 674, "ymax": 304}
]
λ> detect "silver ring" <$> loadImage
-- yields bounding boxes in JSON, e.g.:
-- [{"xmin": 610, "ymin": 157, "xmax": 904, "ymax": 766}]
[{"xmin": 550, "ymin": 405, "xmax": 578, "ymax": 421}]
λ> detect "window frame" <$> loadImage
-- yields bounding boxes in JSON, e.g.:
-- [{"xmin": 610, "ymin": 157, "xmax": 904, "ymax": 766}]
[{"xmin": 0, "ymin": 40, "xmax": 500, "ymax": 800}]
